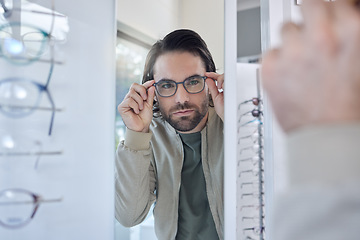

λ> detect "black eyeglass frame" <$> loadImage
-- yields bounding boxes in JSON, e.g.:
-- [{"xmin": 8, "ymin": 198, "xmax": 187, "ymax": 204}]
[{"xmin": 153, "ymin": 75, "xmax": 207, "ymax": 97}]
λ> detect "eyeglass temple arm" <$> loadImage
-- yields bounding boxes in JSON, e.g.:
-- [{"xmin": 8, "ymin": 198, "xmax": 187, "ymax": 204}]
[{"xmin": 44, "ymin": 59, "xmax": 56, "ymax": 136}]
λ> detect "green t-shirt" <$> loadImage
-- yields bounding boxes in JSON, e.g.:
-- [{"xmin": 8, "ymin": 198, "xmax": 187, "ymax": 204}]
[{"xmin": 176, "ymin": 132, "xmax": 219, "ymax": 240}]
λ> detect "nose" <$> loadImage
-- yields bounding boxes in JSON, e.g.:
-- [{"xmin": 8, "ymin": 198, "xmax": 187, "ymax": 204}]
[{"xmin": 174, "ymin": 84, "xmax": 190, "ymax": 104}]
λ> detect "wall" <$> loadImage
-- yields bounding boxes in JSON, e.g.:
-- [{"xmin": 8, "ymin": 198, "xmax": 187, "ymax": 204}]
[
  {"xmin": 0, "ymin": 0, "xmax": 116, "ymax": 239},
  {"xmin": 117, "ymin": 0, "xmax": 224, "ymax": 73},
  {"xmin": 116, "ymin": 0, "xmax": 180, "ymax": 41},
  {"xmin": 179, "ymin": 0, "xmax": 225, "ymax": 73}
]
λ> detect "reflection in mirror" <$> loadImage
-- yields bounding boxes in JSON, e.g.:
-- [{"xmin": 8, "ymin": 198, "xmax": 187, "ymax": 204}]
[{"xmin": 115, "ymin": 0, "xmax": 224, "ymax": 239}]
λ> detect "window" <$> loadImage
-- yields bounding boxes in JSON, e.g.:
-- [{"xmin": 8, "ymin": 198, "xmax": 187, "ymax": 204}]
[
  {"xmin": 115, "ymin": 26, "xmax": 157, "ymax": 240},
  {"xmin": 115, "ymin": 31, "xmax": 150, "ymax": 145}
]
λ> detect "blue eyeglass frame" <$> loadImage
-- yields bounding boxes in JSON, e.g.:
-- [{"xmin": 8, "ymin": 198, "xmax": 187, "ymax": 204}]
[
  {"xmin": 0, "ymin": 61, "xmax": 56, "ymax": 135},
  {"xmin": 153, "ymin": 76, "xmax": 207, "ymax": 97}
]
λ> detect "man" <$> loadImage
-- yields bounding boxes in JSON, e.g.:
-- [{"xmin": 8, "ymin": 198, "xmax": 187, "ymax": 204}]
[
  {"xmin": 115, "ymin": 29, "xmax": 224, "ymax": 240},
  {"xmin": 261, "ymin": 0, "xmax": 360, "ymax": 239}
]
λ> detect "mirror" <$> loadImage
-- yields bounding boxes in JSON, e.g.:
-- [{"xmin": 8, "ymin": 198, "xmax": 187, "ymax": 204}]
[{"xmin": 115, "ymin": 0, "xmax": 224, "ymax": 239}]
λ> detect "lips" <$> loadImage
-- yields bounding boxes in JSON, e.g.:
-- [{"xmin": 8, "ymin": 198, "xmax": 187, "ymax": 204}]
[{"xmin": 173, "ymin": 109, "xmax": 194, "ymax": 116}]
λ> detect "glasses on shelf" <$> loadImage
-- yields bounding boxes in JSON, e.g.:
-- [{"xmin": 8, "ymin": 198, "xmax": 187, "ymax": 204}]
[
  {"xmin": 239, "ymin": 204, "xmax": 264, "ymax": 212},
  {"xmin": 0, "ymin": 133, "xmax": 62, "ymax": 169},
  {"xmin": 0, "ymin": 22, "xmax": 63, "ymax": 65},
  {"xmin": 242, "ymin": 215, "xmax": 264, "ymax": 222},
  {"xmin": 0, "ymin": 188, "xmax": 62, "ymax": 228},
  {"xmin": 238, "ymin": 156, "xmax": 263, "ymax": 167},
  {"xmin": 241, "ymin": 191, "xmax": 264, "ymax": 200},
  {"xmin": 153, "ymin": 75, "xmax": 207, "ymax": 97},
  {"xmin": 243, "ymin": 226, "xmax": 265, "ymax": 236},
  {"xmin": 238, "ymin": 168, "xmax": 264, "ymax": 178},
  {"xmin": 0, "ymin": 60, "xmax": 60, "ymax": 135},
  {"xmin": 239, "ymin": 143, "xmax": 263, "ymax": 155},
  {"xmin": 0, "ymin": 0, "xmax": 67, "ymax": 65},
  {"xmin": 239, "ymin": 97, "xmax": 261, "ymax": 106},
  {"xmin": 239, "ymin": 129, "xmax": 262, "ymax": 141},
  {"xmin": 240, "ymin": 180, "xmax": 263, "ymax": 189}
]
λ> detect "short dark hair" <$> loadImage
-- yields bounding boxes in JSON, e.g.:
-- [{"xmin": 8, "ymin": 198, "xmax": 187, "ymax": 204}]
[{"xmin": 142, "ymin": 29, "xmax": 216, "ymax": 115}]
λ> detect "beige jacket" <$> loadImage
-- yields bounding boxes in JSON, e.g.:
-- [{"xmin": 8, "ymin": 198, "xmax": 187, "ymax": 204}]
[{"xmin": 115, "ymin": 107, "xmax": 224, "ymax": 240}]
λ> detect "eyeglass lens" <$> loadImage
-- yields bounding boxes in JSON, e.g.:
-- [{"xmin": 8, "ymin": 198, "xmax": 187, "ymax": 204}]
[
  {"xmin": 0, "ymin": 78, "xmax": 43, "ymax": 117},
  {"xmin": 0, "ymin": 190, "xmax": 35, "ymax": 228},
  {"xmin": 155, "ymin": 76, "xmax": 205, "ymax": 97},
  {"xmin": 0, "ymin": 23, "xmax": 49, "ymax": 64}
]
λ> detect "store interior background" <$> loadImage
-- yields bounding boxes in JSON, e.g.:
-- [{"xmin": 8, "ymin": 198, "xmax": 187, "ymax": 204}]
[{"xmin": 0, "ymin": 0, "xmax": 302, "ymax": 239}]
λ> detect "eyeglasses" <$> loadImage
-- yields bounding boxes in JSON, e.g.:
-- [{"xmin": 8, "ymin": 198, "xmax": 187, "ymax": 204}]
[
  {"xmin": 0, "ymin": 22, "xmax": 52, "ymax": 64},
  {"xmin": 0, "ymin": 132, "xmax": 63, "ymax": 169},
  {"xmin": 153, "ymin": 75, "xmax": 207, "ymax": 97},
  {"xmin": 0, "ymin": 61, "xmax": 59, "ymax": 135},
  {"xmin": 0, "ymin": 188, "xmax": 62, "ymax": 228},
  {"xmin": 243, "ymin": 226, "xmax": 265, "ymax": 236},
  {"xmin": 0, "ymin": 0, "xmax": 67, "ymax": 65},
  {"xmin": 0, "ymin": 20, "xmax": 65, "ymax": 65}
]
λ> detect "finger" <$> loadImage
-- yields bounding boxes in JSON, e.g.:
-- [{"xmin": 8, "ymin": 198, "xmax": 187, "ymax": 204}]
[
  {"xmin": 333, "ymin": 0, "xmax": 360, "ymax": 40},
  {"xmin": 302, "ymin": 0, "xmax": 332, "ymax": 28},
  {"xmin": 216, "ymin": 74, "xmax": 224, "ymax": 89},
  {"xmin": 129, "ymin": 83, "xmax": 149, "ymax": 101},
  {"xmin": 143, "ymin": 79, "xmax": 155, "ymax": 88},
  {"xmin": 205, "ymin": 72, "xmax": 224, "ymax": 89},
  {"xmin": 126, "ymin": 88, "xmax": 146, "ymax": 111},
  {"xmin": 118, "ymin": 98, "xmax": 140, "ymax": 115},
  {"xmin": 146, "ymin": 86, "xmax": 155, "ymax": 108},
  {"xmin": 301, "ymin": 0, "xmax": 334, "ymax": 48},
  {"xmin": 281, "ymin": 21, "xmax": 302, "ymax": 44},
  {"xmin": 126, "ymin": 98, "xmax": 141, "ymax": 114},
  {"xmin": 205, "ymin": 72, "xmax": 221, "ymax": 80},
  {"xmin": 280, "ymin": 21, "xmax": 305, "ymax": 62},
  {"xmin": 206, "ymin": 78, "xmax": 219, "ymax": 98}
]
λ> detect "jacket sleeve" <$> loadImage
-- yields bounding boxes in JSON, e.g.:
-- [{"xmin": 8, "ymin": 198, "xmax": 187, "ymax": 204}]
[
  {"xmin": 272, "ymin": 124, "xmax": 360, "ymax": 240},
  {"xmin": 115, "ymin": 128, "xmax": 157, "ymax": 227}
]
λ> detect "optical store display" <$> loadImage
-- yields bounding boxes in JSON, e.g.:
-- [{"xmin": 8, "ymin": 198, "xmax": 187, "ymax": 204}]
[
  {"xmin": 237, "ymin": 68, "xmax": 265, "ymax": 240},
  {"xmin": 0, "ymin": 0, "xmax": 67, "ymax": 229}
]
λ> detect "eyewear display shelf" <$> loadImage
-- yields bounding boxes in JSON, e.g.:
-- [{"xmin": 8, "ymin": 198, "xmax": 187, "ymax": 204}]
[{"xmin": 236, "ymin": 63, "xmax": 265, "ymax": 240}]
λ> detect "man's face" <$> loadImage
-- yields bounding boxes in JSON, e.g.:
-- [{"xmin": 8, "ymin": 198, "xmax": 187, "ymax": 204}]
[{"xmin": 153, "ymin": 51, "xmax": 209, "ymax": 133}]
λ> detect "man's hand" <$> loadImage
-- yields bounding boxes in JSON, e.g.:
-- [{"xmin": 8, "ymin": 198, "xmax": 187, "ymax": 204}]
[
  {"xmin": 117, "ymin": 80, "xmax": 156, "ymax": 133},
  {"xmin": 261, "ymin": 0, "xmax": 360, "ymax": 133},
  {"xmin": 205, "ymin": 72, "xmax": 224, "ymax": 121}
]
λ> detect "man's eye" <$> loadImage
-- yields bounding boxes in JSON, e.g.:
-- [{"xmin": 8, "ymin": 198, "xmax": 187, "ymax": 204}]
[
  {"xmin": 160, "ymin": 83, "xmax": 175, "ymax": 89},
  {"xmin": 188, "ymin": 80, "xmax": 200, "ymax": 85},
  {"xmin": 186, "ymin": 77, "xmax": 201, "ymax": 86}
]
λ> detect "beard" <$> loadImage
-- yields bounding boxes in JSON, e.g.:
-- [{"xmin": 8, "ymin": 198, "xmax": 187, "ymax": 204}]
[{"xmin": 159, "ymin": 98, "xmax": 209, "ymax": 132}]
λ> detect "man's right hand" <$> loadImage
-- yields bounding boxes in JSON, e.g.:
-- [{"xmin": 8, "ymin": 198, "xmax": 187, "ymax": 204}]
[{"xmin": 117, "ymin": 80, "xmax": 156, "ymax": 133}]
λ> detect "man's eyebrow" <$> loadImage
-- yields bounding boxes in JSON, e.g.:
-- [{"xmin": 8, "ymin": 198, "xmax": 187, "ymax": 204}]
[
  {"xmin": 185, "ymin": 74, "xmax": 203, "ymax": 80},
  {"xmin": 158, "ymin": 74, "xmax": 203, "ymax": 82},
  {"xmin": 157, "ymin": 74, "xmax": 203, "ymax": 82},
  {"xmin": 157, "ymin": 78, "xmax": 174, "ymax": 82}
]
